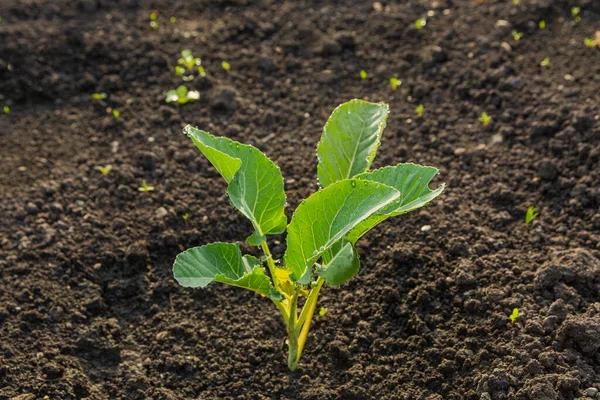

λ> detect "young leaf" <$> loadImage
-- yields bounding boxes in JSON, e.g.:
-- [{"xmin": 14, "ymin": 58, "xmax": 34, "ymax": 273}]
[
  {"xmin": 184, "ymin": 126, "xmax": 287, "ymax": 241},
  {"xmin": 285, "ymin": 179, "xmax": 400, "ymax": 282},
  {"xmin": 317, "ymin": 99, "xmax": 389, "ymax": 188},
  {"xmin": 347, "ymin": 163, "xmax": 445, "ymax": 243},
  {"xmin": 316, "ymin": 241, "xmax": 360, "ymax": 286},
  {"xmin": 173, "ymin": 242, "xmax": 276, "ymax": 298}
]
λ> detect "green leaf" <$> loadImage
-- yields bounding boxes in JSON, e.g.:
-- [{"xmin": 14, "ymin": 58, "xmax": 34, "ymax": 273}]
[
  {"xmin": 347, "ymin": 163, "xmax": 445, "ymax": 243},
  {"xmin": 316, "ymin": 241, "xmax": 360, "ymax": 286},
  {"xmin": 285, "ymin": 179, "xmax": 400, "ymax": 281},
  {"xmin": 184, "ymin": 126, "xmax": 287, "ymax": 240},
  {"xmin": 317, "ymin": 99, "xmax": 389, "ymax": 188},
  {"xmin": 173, "ymin": 242, "xmax": 276, "ymax": 298}
]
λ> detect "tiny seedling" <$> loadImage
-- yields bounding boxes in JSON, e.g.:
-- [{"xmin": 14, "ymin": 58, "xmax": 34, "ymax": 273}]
[
  {"xmin": 172, "ymin": 99, "xmax": 445, "ymax": 370},
  {"xmin": 198, "ymin": 66, "xmax": 206, "ymax": 77},
  {"xmin": 416, "ymin": 104, "xmax": 424, "ymax": 118},
  {"xmin": 571, "ymin": 7, "xmax": 580, "ymax": 22},
  {"xmin": 221, "ymin": 61, "xmax": 231, "ymax": 71},
  {"xmin": 539, "ymin": 20, "xmax": 546, "ymax": 29},
  {"xmin": 319, "ymin": 307, "xmax": 327, "ymax": 317},
  {"xmin": 525, "ymin": 206, "xmax": 539, "ymax": 225},
  {"xmin": 175, "ymin": 66, "xmax": 185, "ymax": 76},
  {"xmin": 112, "ymin": 109, "xmax": 120, "ymax": 119},
  {"xmin": 511, "ymin": 30, "xmax": 523, "ymax": 41},
  {"xmin": 479, "ymin": 112, "xmax": 491, "ymax": 126},
  {"xmin": 182, "ymin": 213, "xmax": 190, "ymax": 221},
  {"xmin": 178, "ymin": 49, "xmax": 201, "ymax": 71},
  {"xmin": 165, "ymin": 86, "xmax": 200, "ymax": 105},
  {"xmin": 150, "ymin": 11, "xmax": 158, "ymax": 28},
  {"xmin": 540, "ymin": 57, "xmax": 550, "ymax": 67},
  {"xmin": 360, "ymin": 70, "xmax": 368, "ymax": 80},
  {"xmin": 512, "ymin": 0, "xmax": 519, "ymax": 4},
  {"xmin": 138, "ymin": 180, "xmax": 155, "ymax": 192},
  {"xmin": 509, "ymin": 308, "xmax": 519, "ymax": 324},
  {"xmin": 170, "ymin": 16, "xmax": 176, "ymax": 23},
  {"xmin": 415, "ymin": 18, "xmax": 426, "ymax": 30},
  {"xmin": 390, "ymin": 77, "xmax": 401, "ymax": 90},
  {"xmin": 91, "ymin": 93, "xmax": 107, "ymax": 101},
  {"xmin": 3, "ymin": 105, "xmax": 9, "ymax": 114},
  {"xmin": 584, "ymin": 37, "xmax": 595, "ymax": 48},
  {"xmin": 95, "ymin": 165, "xmax": 113, "ymax": 175}
]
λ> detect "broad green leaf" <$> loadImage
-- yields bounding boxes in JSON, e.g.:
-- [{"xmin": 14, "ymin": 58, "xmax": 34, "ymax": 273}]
[
  {"xmin": 316, "ymin": 241, "xmax": 360, "ymax": 286},
  {"xmin": 317, "ymin": 100, "xmax": 389, "ymax": 187},
  {"xmin": 347, "ymin": 163, "xmax": 445, "ymax": 243},
  {"xmin": 185, "ymin": 126, "xmax": 287, "ymax": 240},
  {"xmin": 173, "ymin": 242, "xmax": 276, "ymax": 298},
  {"xmin": 285, "ymin": 179, "xmax": 400, "ymax": 281}
]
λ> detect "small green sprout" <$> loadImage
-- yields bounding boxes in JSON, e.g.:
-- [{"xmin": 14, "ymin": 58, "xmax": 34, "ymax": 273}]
[
  {"xmin": 91, "ymin": 92, "xmax": 107, "ymax": 101},
  {"xmin": 360, "ymin": 70, "xmax": 368, "ymax": 80},
  {"xmin": 182, "ymin": 213, "xmax": 190, "ymax": 221},
  {"xmin": 511, "ymin": 30, "xmax": 523, "ymax": 41},
  {"xmin": 165, "ymin": 86, "xmax": 200, "ymax": 105},
  {"xmin": 112, "ymin": 109, "xmax": 120, "ymax": 119},
  {"xmin": 3, "ymin": 105, "xmax": 9, "ymax": 114},
  {"xmin": 584, "ymin": 37, "xmax": 595, "ymax": 47},
  {"xmin": 540, "ymin": 57, "xmax": 550, "ymax": 67},
  {"xmin": 525, "ymin": 206, "xmax": 539, "ymax": 225},
  {"xmin": 479, "ymin": 112, "xmax": 491, "ymax": 126},
  {"xmin": 170, "ymin": 16, "xmax": 176, "ymax": 23},
  {"xmin": 319, "ymin": 307, "xmax": 327, "ymax": 317},
  {"xmin": 178, "ymin": 49, "xmax": 201, "ymax": 70},
  {"xmin": 390, "ymin": 77, "xmax": 401, "ymax": 90},
  {"xmin": 138, "ymin": 180, "xmax": 155, "ymax": 192},
  {"xmin": 172, "ymin": 99, "xmax": 445, "ymax": 371},
  {"xmin": 150, "ymin": 12, "xmax": 157, "ymax": 21},
  {"xmin": 415, "ymin": 104, "xmax": 424, "ymax": 118},
  {"xmin": 512, "ymin": 0, "xmax": 519, "ymax": 4},
  {"xmin": 571, "ymin": 7, "xmax": 580, "ymax": 22},
  {"xmin": 415, "ymin": 18, "xmax": 426, "ymax": 30},
  {"xmin": 150, "ymin": 21, "xmax": 158, "ymax": 29},
  {"xmin": 95, "ymin": 165, "xmax": 112, "ymax": 175},
  {"xmin": 221, "ymin": 61, "xmax": 231, "ymax": 71},
  {"xmin": 539, "ymin": 20, "xmax": 546, "ymax": 29},
  {"xmin": 198, "ymin": 66, "xmax": 206, "ymax": 77},
  {"xmin": 175, "ymin": 65, "xmax": 185, "ymax": 76},
  {"xmin": 509, "ymin": 308, "xmax": 519, "ymax": 324}
]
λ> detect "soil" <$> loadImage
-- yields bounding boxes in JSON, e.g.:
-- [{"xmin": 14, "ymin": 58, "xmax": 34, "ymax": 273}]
[{"xmin": 1, "ymin": 0, "xmax": 600, "ymax": 399}]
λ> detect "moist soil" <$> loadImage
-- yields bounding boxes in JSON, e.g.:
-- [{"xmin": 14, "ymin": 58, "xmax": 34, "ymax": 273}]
[{"xmin": 1, "ymin": 0, "xmax": 600, "ymax": 399}]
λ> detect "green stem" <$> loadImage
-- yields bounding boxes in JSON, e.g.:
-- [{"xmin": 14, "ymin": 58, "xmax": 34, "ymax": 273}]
[
  {"xmin": 287, "ymin": 288, "xmax": 299, "ymax": 370},
  {"xmin": 296, "ymin": 277, "xmax": 324, "ymax": 360},
  {"xmin": 261, "ymin": 240, "xmax": 280, "ymax": 290}
]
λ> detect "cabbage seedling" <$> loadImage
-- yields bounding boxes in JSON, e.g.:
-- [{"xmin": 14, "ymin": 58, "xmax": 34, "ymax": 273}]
[
  {"xmin": 509, "ymin": 308, "xmax": 519, "ymax": 324},
  {"xmin": 165, "ymin": 86, "xmax": 200, "ymax": 104},
  {"xmin": 584, "ymin": 37, "xmax": 595, "ymax": 47},
  {"xmin": 390, "ymin": 77, "xmax": 401, "ymax": 90},
  {"xmin": 138, "ymin": 180, "xmax": 154, "ymax": 192},
  {"xmin": 479, "ymin": 112, "xmax": 491, "ymax": 126},
  {"xmin": 172, "ymin": 99, "xmax": 445, "ymax": 370},
  {"xmin": 3, "ymin": 105, "xmax": 9, "ymax": 114},
  {"xmin": 539, "ymin": 20, "xmax": 546, "ymax": 29},
  {"xmin": 112, "ymin": 109, "xmax": 120, "ymax": 119},
  {"xmin": 91, "ymin": 93, "xmax": 107, "ymax": 101},
  {"xmin": 179, "ymin": 49, "xmax": 201, "ymax": 70},
  {"xmin": 360, "ymin": 70, "xmax": 368, "ymax": 80},
  {"xmin": 170, "ymin": 16, "xmax": 176, "ymax": 23},
  {"xmin": 571, "ymin": 7, "xmax": 580, "ymax": 22},
  {"xmin": 525, "ymin": 206, "xmax": 538, "ymax": 225},
  {"xmin": 416, "ymin": 104, "xmax": 424, "ymax": 118},
  {"xmin": 540, "ymin": 57, "xmax": 550, "ymax": 67},
  {"xmin": 221, "ymin": 61, "xmax": 230, "ymax": 71},
  {"xmin": 415, "ymin": 18, "xmax": 426, "ymax": 30},
  {"xmin": 95, "ymin": 165, "xmax": 112, "ymax": 175},
  {"xmin": 511, "ymin": 30, "xmax": 523, "ymax": 41}
]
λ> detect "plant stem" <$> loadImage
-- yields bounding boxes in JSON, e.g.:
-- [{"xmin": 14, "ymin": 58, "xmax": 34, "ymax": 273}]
[
  {"xmin": 296, "ymin": 277, "xmax": 324, "ymax": 360},
  {"xmin": 260, "ymin": 240, "xmax": 280, "ymax": 289},
  {"xmin": 287, "ymin": 288, "xmax": 299, "ymax": 370}
]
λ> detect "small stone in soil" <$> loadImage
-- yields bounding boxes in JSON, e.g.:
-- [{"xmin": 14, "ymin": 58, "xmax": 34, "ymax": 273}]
[{"xmin": 586, "ymin": 387, "xmax": 598, "ymax": 397}]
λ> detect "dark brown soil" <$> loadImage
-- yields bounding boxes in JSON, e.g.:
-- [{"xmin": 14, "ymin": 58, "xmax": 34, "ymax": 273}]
[{"xmin": 1, "ymin": 0, "xmax": 600, "ymax": 399}]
